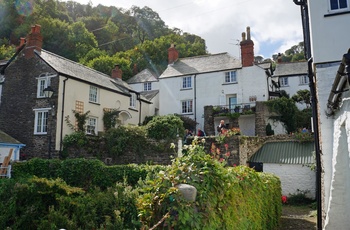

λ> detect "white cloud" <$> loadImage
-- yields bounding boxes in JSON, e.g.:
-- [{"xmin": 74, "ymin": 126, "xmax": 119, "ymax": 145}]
[{"xmin": 64, "ymin": 0, "xmax": 304, "ymax": 58}]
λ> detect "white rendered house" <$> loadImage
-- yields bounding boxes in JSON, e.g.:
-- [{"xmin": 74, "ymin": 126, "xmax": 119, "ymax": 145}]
[{"xmin": 159, "ymin": 27, "xmax": 271, "ymax": 135}]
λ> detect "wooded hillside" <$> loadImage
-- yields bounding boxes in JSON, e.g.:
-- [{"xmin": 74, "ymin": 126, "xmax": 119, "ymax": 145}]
[{"xmin": 0, "ymin": 0, "xmax": 207, "ymax": 80}]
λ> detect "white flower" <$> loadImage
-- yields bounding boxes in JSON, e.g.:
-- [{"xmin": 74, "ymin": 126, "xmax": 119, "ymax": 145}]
[
  {"xmin": 201, "ymin": 138, "xmax": 206, "ymax": 144},
  {"xmin": 170, "ymin": 143, "xmax": 176, "ymax": 149}
]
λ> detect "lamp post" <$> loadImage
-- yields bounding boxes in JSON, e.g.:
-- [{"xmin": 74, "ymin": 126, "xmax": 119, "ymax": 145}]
[{"xmin": 43, "ymin": 86, "xmax": 54, "ymax": 159}]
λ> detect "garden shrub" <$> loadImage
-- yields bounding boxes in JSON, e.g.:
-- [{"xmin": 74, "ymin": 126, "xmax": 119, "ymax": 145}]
[
  {"xmin": 146, "ymin": 114, "xmax": 184, "ymax": 140},
  {"xmin": 104, "ymin": 125, "xmax": 148, "ymax": 157},
  {"xmin": 0, "ymin": 177, "xmax": 140, "ymax": 229},
  {"xmin": 136, "ymin": 137, "xmax": 282, "ymax": 229}
]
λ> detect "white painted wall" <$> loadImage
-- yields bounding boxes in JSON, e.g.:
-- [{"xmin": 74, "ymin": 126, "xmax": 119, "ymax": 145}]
[
  {"xmin": 308, "ymin": 1, "xmax": 350, "ymax": 63},
  {"xmin": 159, "ymin": 65, "xmax": 269, "ymax": 130},
  {"xmin": 264, "ymin": 163, "xmax": 316, "ymax": 199},
  {"xmin": 324, "ymin": 89, "xmax": 350, "ymax": 229},
  {"xmin": 307, "ymin": 1, "xmax": 350, "ymax": 227},
  {"xmin": 129, "ymin": 81, "xmax": 159, "ymax": 92},
  {"xmin": 0, "ymin": 146, "xmax": 21, "ymax": 162}
]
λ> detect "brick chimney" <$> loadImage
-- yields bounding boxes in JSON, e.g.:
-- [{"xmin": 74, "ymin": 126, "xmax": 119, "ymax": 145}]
[
  {"xmin": 24, "ymin": 24, "xmax": 43, "ymax": 58},
  {"xmin": 277, "ymin": 53, "xmax": 282, "ymax": 63},
  {"xmin": 240, "ymin": 26, "xmax": 254, "ymax": 67},
  {"xmin": 111, "ymin": 64, "xmax": 123, "ymax": 79},
  {"xmin": 16, "ymin": 37, "xmax": 26, "ymax": 52},
  {"xmin": 168, "ymin": 44, "xmax": 179, "ymax": 65}
]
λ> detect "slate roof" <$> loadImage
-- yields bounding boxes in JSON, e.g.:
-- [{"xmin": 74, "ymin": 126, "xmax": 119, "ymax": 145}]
[
  {"xmin": 249, "ymin": 141, "xmax": 315, "ymax": 164},
  {"xmin": 159, "ymin": 53, "xmax": 242, "ymax": 78},
  {"xmin": 127, "ymin": 69, "xmax": 158, "ymax": 84},
  {"xmin": 0, "ymin": 130, "xmax": 23, "ymax": 144},
  {"xmin": 273, "ymin": 61, "xmax": 308, "ymax": 77},
  {"xmin": 37, "ymin": 50, "xmax": 131, "ymax": 95},
  {"xmin": 140, "ymin": 90, "xmax": 159, "ymax": 101}
]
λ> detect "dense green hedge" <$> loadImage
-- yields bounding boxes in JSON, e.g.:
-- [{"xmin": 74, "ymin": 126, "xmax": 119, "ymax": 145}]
[
  {"xmin": 7, "ymin": 139, "xmax": 282, "ymax": 229},
  {"xmin": 12, "ymin": 158, "xmax": 163, "ymax": 190}
]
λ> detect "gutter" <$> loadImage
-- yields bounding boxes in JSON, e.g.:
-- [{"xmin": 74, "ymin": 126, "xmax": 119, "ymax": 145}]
[
  {"xmin": 59, "ymin": 77, "xmax": 68, "ymax": 153},
  {"xmin": 326, "ymin": 49, "xmax": 350, "ymax": 116}
]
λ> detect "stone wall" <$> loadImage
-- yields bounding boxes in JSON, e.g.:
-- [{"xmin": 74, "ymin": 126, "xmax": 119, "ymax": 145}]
[{"xmin": 0, "ymin": 55, "xmax": 58, "ymax": 159}]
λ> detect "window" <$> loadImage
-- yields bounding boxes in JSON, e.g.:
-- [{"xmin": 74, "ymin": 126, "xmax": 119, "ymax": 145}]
[
  {"xmin": 89, "ymin": 86, "xmax": 98, "ymax": 103},
  {"xmin": 37, "ymin": 78, "xmax": 50, "ymax": 98},
  {"xmin": 130, "ymin": 93, "xmax": 136, "ymax": 108},
  {"xmin": 34, "ymin": 109, "xmax": 49, "ymax": 134},
  {"xmin": 299, "ymin": 75, "xmax": 309, "ymax": 85},
  {"xmin": 225, "ymin": 71, "xmax": 237, "ymax": 83},
  {"xmin": 86, "ymin": 117, "xmax": 97, "ymax": 135},
  {"xmin": 181, "ymin": 100, "xmax": 193, "ymax": 114},
  {"xmin": 182, "ymin": 76, "xmax": 192, "ymax": 89},
  {"xmin": 144, "ymin": 82, "xmax": 152, "ymax": 91},
  {"xmin": 330, "ymin": 0, "xmax": 348, "ymax": 11},
  {"xmin": 280, "ymin": 77, "xmax": 289, "ymax": 87}
]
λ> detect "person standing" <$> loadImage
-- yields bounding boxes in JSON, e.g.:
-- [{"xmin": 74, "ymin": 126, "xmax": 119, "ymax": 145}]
[{"xmin": 217, "ymin": 120, "xmax": 227, "ymax": 134}]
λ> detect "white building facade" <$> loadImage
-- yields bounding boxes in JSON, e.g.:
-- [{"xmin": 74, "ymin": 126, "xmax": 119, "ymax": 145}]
[
  {"xmin": 305, "ymin": 0, "xmax": 350, "ymax": 228},
  {"xmin": 159, "ymin": 27, "xmax": 270, "ymax": 134}
]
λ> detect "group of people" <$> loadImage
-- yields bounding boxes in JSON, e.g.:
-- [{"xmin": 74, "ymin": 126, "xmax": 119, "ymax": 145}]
[{"xmin": 184, "ymin": 120, "xmax": 228, "ymax": 143}]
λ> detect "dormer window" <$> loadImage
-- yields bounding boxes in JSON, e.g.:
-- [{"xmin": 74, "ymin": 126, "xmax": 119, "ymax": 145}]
[
  {"xmin": 144, "ymin": 82, "xmax": 152, "ymax": 91},
  {"xmin": 225, "ymin": 71, "xmax": 237, "ymax": 83}
]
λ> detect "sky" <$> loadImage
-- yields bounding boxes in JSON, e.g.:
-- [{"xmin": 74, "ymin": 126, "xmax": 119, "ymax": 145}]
[{"xmin": 67, "ymin": 0, "xmax": 304, "ymax": 59}]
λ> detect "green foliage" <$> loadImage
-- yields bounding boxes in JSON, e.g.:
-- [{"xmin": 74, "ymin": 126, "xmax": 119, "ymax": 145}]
[
  {"xmin": 292, "ymin": 89, "xmax": 311, "ymax": 108},
  {"xmin": 12, "ymin": 158, "xmax": 153, "ymax": 190},
  {"xmin": 137, "ymin": 139, "xmax": 282, "ymax": 229},
  {"xmin": 102, "ymin": 109, "xmax": 120, "ymax": 131},
  {"xmin": 266, "ymin": 123, "xmax": 275, "ymax": 136},
  {"xmin": 295, "ymin": 108, "xmax": 312, "ymax": 130},
  {"xmin": 146, "ymin": 115, "xmax": 184, "ymax": 140},
  {"xmin": 0, "ymin": 176, "xmax": 139, "ymax": 229},
  {"xmin": 265, "ymin": 97, "xmax": 298, "ymax": 133},
  {"xmin": 0, "ymin": 44, "xmax": 15, "ymax": 60},
  {"xmin": 176, "ymin": 115, "xmax": 197, "ymax": 131},
  {"xmin": 104, "ymin": 125, "xmax": 148, "ymax": 156},
  {"xmin": 287, "ymin": 189, "xmax": 315, "ymax": 206},
  {"xmin": 64, "ymin": 110, "xmax": 90, "ymax": 132}
]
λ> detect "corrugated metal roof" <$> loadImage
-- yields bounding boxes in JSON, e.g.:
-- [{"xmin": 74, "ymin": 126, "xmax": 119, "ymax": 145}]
[{"xmin": 249, "ymin": 141, "xmax": 315, "ymax": 164}]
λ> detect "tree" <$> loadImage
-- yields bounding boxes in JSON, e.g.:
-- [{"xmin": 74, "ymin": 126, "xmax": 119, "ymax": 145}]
[{"xmin": 292, "ymin": 89, "xmax": 311, "ymax": 108}]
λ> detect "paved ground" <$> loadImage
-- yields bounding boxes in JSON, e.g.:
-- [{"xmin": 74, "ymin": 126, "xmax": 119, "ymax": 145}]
[{"xmin": 278, "ymin": 205, "xmax": 317, "ymax": 230}]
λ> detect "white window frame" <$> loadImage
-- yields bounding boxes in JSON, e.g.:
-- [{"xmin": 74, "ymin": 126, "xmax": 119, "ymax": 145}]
[
  {"xmin": 225, "ymin": 71, "xmax": 237, "ymax": 83},
  {"xmin": 182, "ymin": 76, "xmax": 192, "ymax": 89},
  {"xmin": 89, "ymin": 85, "xmax": 99, "ymax": 103},
  {"xmin": 181, "ymin": 100, "xmax": 193, "ymax": 114},
  {"xmin": 280, "ymin": 77, "xmax": 289, "ymax": 87},
  {"xmin": 130, "ymin": 93, "xmax": 136, "ymax": 108},
  {"xmin": 34, "ymin": 108, "xmax": 50, "ymax": 134},
  {"xmin": 329, "ymin": 0, "xmax": 349, "ymax": 12},
  {"xmin": 86, "ymin": 117, "xmax": 97, "ymax": 135},
  {"xmin": 37, "ymin": 77, "xmax": 50, "ymax": 98},
  {"xmin": 299, "ymin": 75, "xmax": 309, "ymax": 85},
  {"xmin": 144, "ymin": 82, "xmax": 152, "ymax": 91}
]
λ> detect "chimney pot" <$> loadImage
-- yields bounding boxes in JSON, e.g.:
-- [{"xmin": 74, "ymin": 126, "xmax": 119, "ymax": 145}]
[
  {"xmin": 246, "ymin": 26, "xmax": 251, "ymax": 40},
  {"xmin": 168, "ymin": 43, "xmax": 179, "ymax": 65},
  {"xmin": 111, "ymin": 64, "xmax": 123, "ymax": 79}
]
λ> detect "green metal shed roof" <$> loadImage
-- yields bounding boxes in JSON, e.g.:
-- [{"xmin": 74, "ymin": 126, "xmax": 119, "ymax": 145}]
[{"xmin": 249, "ymin": 141, "xmax": 315, "ymax": 164}]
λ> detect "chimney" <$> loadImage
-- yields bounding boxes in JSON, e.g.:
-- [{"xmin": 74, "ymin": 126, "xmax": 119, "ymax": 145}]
[
  {"xmin": 16, "ymin": 37, "xmax": 26, "ymax": 52},
  {"xmin": 24, "ymin": 24, "xmax": 43, "ymax": 58},
  {"xmin": 132, "ymin": 63, "xmax": 138, "ymax": 76},
  {"xmin": 240, "ymin": 26, "xmax": 254, "ymax": 67},
  {"xmin": 277, "ymin": 53, "xmax": 282, "ymax": 63},
  {"xmin": 168, "ymin": 44, "xmax": 179, "ymax": 65},
  {"xmin": 111, "ymin": 64, "xmax": 123, "ymax": 79}
]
